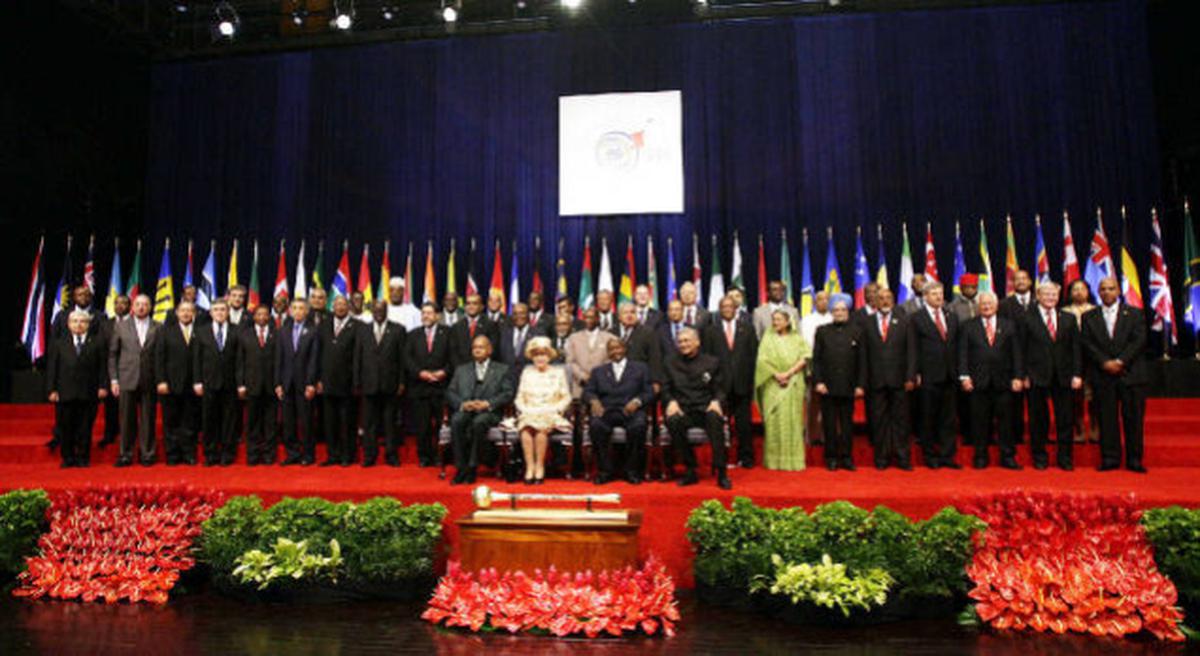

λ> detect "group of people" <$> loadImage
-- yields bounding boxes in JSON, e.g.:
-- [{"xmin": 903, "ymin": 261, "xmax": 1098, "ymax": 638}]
[{"xmin": 44, "ymin": 260, "xmax": 1150, "ymax": 489}]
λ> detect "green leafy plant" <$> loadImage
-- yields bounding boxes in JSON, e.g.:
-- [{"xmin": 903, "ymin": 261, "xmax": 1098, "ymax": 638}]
[
  {"xmin": 197, "ymin": 496, "xmax": 264, "ymax": 585},
  {"xmin": 1143, "ymin": 506, "xmax": 1200, "ymax": 607},
  {"xmin": 233, "ymin": 538, "xmax": 343, "ymax": 590},
  {"xmin": 751, "ymin": 554, "xmax": 893, "ymax": 617},
  {"xmin": 0, "ymin": 489, "xmax": 51, "ymax": 577},
  {"xmin": 341, "ymin": 498, "xmax": 447, "ymax": 582}
]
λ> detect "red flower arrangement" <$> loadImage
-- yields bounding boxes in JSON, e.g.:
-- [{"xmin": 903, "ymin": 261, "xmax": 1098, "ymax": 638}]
[
  {"xmin": 422, "ymin": 557, "xmax": 680, "ymax": 638},
  {"xmin": 963, "ymin": 490, "xmax": 1185, "ymax": 642},
  {"xmin": 13, "ymin": 485, "xmax": 225, "ymax": 604}
]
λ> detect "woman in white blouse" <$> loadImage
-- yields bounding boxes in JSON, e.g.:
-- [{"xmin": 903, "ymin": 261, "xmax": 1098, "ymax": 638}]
[{"xmin": 514, "ymin": 337, "xmax": 572, "ymax": 484}]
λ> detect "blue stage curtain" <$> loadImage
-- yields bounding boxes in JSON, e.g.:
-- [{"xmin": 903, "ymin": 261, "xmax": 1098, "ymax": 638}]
[{"xmin": 143, "ymin": 0, "xmax": 1158, "ymax": 305}]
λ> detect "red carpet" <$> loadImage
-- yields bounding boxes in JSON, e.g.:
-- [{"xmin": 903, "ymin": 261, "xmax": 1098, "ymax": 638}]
[{"xmin": 2, "ymin": 400, "xmax": 1199, "ymax": 587}]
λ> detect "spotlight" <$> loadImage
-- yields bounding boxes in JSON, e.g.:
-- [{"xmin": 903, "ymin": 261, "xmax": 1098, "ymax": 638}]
[
  {"xmin": 381, "ymin": 5, "xmax": 396, "ymax": 20},
  {"xmin": 442, "ymin": 5, "xmax": 458, "ymax": 22},
  {"xmin": 561, "ymin": 0, "xmax": 582, "ymax": 10},
  {"xmin": 213, "ymin": 1, "xmax": 240, "ymax": 39},
  {"xmin": 174, "ymin": 2, "xmax": 189, "ymax": 13},
  {"xmin": 331, "ymin": 0, "xmax": 354, "ymax": 30},
  {"xmin": 290, "ymin": 0, "xmax": 308, "ymax": 26},
  {"xmin": 516, "ymin": 0, "xmax": 526, "ymax": 8}
]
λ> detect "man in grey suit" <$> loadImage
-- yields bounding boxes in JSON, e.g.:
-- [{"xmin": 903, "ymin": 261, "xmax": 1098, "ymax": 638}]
[
  {"xmin": 446, "ymin": 335, "xmax": 514, "ymax": 485},
  {"xmin": 900, "ymin": 273, "xmax": 928, "ymax": 316},
  {"xmin": 108, "ymin": 294, "xmax": 160, "ymax": 467},
  {"xmin": 752, "ymin": 280, "xmax": 800, "ymax": 338},
  {"xmin": 565, "ymin": 308, "xmax": 618, "ymax": 401}
]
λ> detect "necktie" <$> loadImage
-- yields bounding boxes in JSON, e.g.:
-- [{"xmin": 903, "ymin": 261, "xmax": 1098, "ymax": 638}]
[
  {"xmin": 1047, "ymin": 311, "xmax": 1056, "ymax": 341},
  {"xmin": 985, "ymin": 318, "xmax": 995, "ymax": 346},
  {"xmin": 686, "ymin": 308, "xmax": 694, "ymax": 325},
  {"xmin": 217, "ymin": 324, "xmax": 225, "ymax": 351},
  {"xmin": 514, "ymin": 328, "xmax": 523, "ymax": 353},
  {"xmin": 725, "ymin": 321, "xmax": 735, "ymax": 349},
  {"xmin": 75, "ymin": 336, "xmax": 82, "ymax": 355},
  {"xmin": 933, "ymin": 309, "xmax": 946, "ymax": 340},
  {"xmin": 258, "ymin": 328, "xmax": 266, "ymax": 348},
  {"xmin": 880, "ymin": 314, "xmax": 889, "ymax": 342},
  {"xmin": 638, "ymin": 309, "xmax": 646, "ymax": 324},
  {"xmin": 137, "ymin": 322, "xmax": 146, "ymax": 347},
  {"xmin": 1107, "ymin": 309, "xmax": 1116, "ymax": 338},
  {"xmin": 621, "ymin": 327, "xmax": 630, "ymax": 343},
  {"xmin": 469, "ymin": 318, "xmax": 477, "ymax": 339},
  {"xmin": 293, "ymin": 325, "xmax": 301, "ymax": 350},
  {"xmin": 184, "ymin": 326, "xmax": 192, "ymax": 345},
  {"xmin": 376, "ymin": 323, "xmax": 384, "ymax": 345},
  {"xmin": 426, "ymin": 327, "xmax": 434, "ymax": 352}
]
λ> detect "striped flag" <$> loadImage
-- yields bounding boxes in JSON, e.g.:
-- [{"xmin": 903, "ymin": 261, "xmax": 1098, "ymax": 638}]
[
  {"xmin": 465, "ymin": 238, "xmax": 479, "ymax": 299},
  {"xmin": 647, "ymin": 236, "xmax": 660, "ymax": 310},
  {"xmin": 127, "ymin": 239, "xmax": 143, "ymax": 300},
  {"xmin": 51, "ymin": 235, "xmax": 72, "ymax": 328},
  {"xmin": 1182, "ymin": 200, "xmax": 1200, "ymax": 335},
  {"xmin": 691, "ymin": 233, "xmax": 703, "ymax": 306},
  {"xmin": 403, "ymin": 242, "xmax": 415, "ymax": 305},
  {"xmin": 729, "ymin": 231, "xmax": 744, "ymax": 292},
  {"xmin": 555, "ymin": 237, "xmax": 568, "ymax": 303},
  {"xmin": 83, "ymin": 235, "xmax": 96, "ymax": 294},
  {"xmin": 619, "ymin": 235, "xmax": 635, "ymax": 306},
  {"xmin": 1119, "ymin": 206, "xmax": 1143, "ymax": 309},
  {"xmin": 104, "ymin": 238, "xmax": 123, "ymax": 318},
  {"xmin": 923, "ymin": 222, "xmax": 939, "ymax": 283},
  {"xmin": 781, "ymin": 229, "xmax": 795, "ymax": 307},
  {"xmin": 665, "ymin": 236, "xmax": 678, "ymax": 302},
  {"xmin": 358, "ymin": 243, "xmax": 374, "ymax": 305},
  {"xmin": 1084, "ymin": 208, "xmax": 1115, "ymax": 298},
  {"xmin": 273, "ymin": 239, "xmax": 290, "ymax": 301},
  {"xmin": 423, "ymin": 241, "xmax": 437, "ymax": 305},
  {"xmin": 897, "ymin": 223, "xmax": 914, "ymax": 304},
  {"xmin": 21, "ymin": 237, "xmax": 46, "ymax": 363},
  {"xmin": 508, "ymin": 240, "xmax": 520, "ymax": 314},
  {"xmin": 379, "ymin": 240, "xmax": 392, "ymax": 300},
  {"xmin": 227, "ymin": 239, "xmax": 239, "ymax": 290},
  {"xmin": 875, "ymin": 224, "xmax": 889, "ymax": 290},
  {"xmin": 952, "ymin": 222, "xmax": 966, "ymax": 295},
  {"xmin": 598, "ymin": 238, "xmax": 614, "ymax": 295},
  {"xmin": 1148, "ymin": 207, "xmax": 1176, "ymax": 346},
  {"xmin": 756, "ymin": 234, "xmax": 768, "ymax": 306},
  {"xmin": 1004, "ymin": 215, "xmax": 1019, "ymax": 294},
  {"xmin": 707, "ymin": 234, "xmax": 725, "ymax": 312},
  {"xmin": 153, "ymin": 238, "xmax": 174, "ymax": 322},
  {"xmin": 853, "ymin": 226, "xmax": 870, "ymax": 308},
  {"xmin": 578, "ymin": 237, "xmax": 594, "ymax": 314},
  {"xmin": 311, "ymin": 240, "xmax": 326, "ymax": 299},
  {"xmin": 444, "ymin": 239, "xmax": 456, "ymax": 298},
  {"xmin": 183, "ymin": 239, "xmax": 194, "ymax": 289},
  {"xmin": 823, "ymin": 227, "xmax": 841, "ymax": 295},
  {"xmin": 798, "ymin": 228, "xmax": 813, "ymax": 315},
  {"xmin": 1062, "ymin": 210, "xmax": 1081, "ymax": 286},
  {"xmin": 531, "ymin": 237, "xmax": 544, "ymax": 297},
  {"xmin": 978, "ymin": 219, "xmax": 994, "ymax": 295},
  {"xmin": 197, "ymin": 241, "xmax": 217, "ymax": 310},
  {"xmin": 488, "ymin": 239, "xmax": 505, "ymax": 310},
  {"xmin": 332, "ymin": 240, "xmax": 351, "ymax": 301},
  {"xmin": 1034, "ymin": 215, "xmax": 1051, "ymax": 285},
  {"xmin": 248, "ymin": 239, "xmax": 261, "ymax": 310}
]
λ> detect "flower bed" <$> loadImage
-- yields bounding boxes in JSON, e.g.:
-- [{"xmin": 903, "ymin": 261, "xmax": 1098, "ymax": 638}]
[
  {"xmin": 0, "ymin": 489, "xmax": 50, "ymax": 579},
  {"xmin": 422, "ymin": 558, "xmax": 679, "ymax": 637}
]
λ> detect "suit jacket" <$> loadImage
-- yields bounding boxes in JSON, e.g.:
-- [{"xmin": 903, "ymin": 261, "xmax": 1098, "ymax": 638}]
[
  {"xmin": 407, "ymin": 324, "xmax": 452, "ymax": 398},
  {"xmin": 862, "ymin": 310, "xmax": 914, "ymax": 390},
  {"xmin": 958, "ymin": 316, "xmax": 1022, "ymax": 390},
  {"xmin": 657, "ymin": 321, "xmax": 691, "ymax": 358},
  {"xmin": 356, "ymin": 320, "xmax": 407, "ymax": 396},
  {"xmin": 193, "ymin": 322, "xmax": 239, "ymax": 392},
  {"xmin": 662, "ymin": 351, "xmax": 725, "ymax": 409},
  {"xmin": 47, "ymin": 333, "xmax": 107, "ymax": 401},
  {"xmin": 317, "ymin": 317, "xmax": 359, "ymax": 396},
  {"xmin": 899, "ymin": 297, "xmax": 923, "ymax": 318},
  {"xmin": 703, "ymin": 318, "xmax": 759, "ymax": 397},
  {"xmin": 497, "ymin": 324, "xmax": 536, "ymax": 373},
  {"xmin": 275, "ymin": 318, "xmax": 320, "ymax": 393},
  {"xmin": 596, "ymin": 310, "xmax": 618, "ymax": 333},
  {"xmin": 908, "ymin": 306, "xmax": 958, "ymax": 385},
  {"xmin": 811, "ymin": 321, "xmax": 868, "ymax": 397},
  {"xmin": 446, "ymin": 360, "xmax": 514, "ymax": 412},
  {"xmin": 549, "ymin": 332, "xmax": 574, "ymax": 364},
  {"xmin": 565, "ymin": 329, "xmax": 618, "ymax": 398},
  {"xmin": 752, "ymin": 303, "xmax": 800, "ymax": 338},
  {"xmin": 947, "ymin": 296, "xmax": 978, "ymax": 324},
  {"xmin": 1021, "ymin": 308, "xmax": 1081, "ymax": 387},
  {"xmin": 448, "ymin": 314, "xmax": 501, "ymax": 369},
  {"xmin": 527, "ymin": 310, "xmax": 555, "ymax": 338},
  {"xmin": 614, "ymin": 323, "xmax": 663, "ymax": 384},
  {"xmin": 998, "ymin": 294, "xmax": 1034, "ymax": 324},
  {"xmin": 237, "ymin": 323, "xmax": 277, "ymax": 396},
  {"xmin": 1081, "ymin": 304, "xmax": 1147, "ymax": 386},
  {"xmin": 636, "ymin": 307, "xmax": 662, "ymax": 332},
  {"xmin": 583, "ymin": 360, "xmax": 655, "ymax": 412},
  {"xmin": 155, "ymin": 322, "xmax": 197, "ymax": 394},
  {"xmin": 51, "ymin": 306, "xmax": 102, "ymax": 339},
  {"xmin": 108, "ymin": 317, "xmax": 160, "ymax": 391},
  {"xmin": 681, "ymin": 304, "xmax": 709, "ymax": 328}
]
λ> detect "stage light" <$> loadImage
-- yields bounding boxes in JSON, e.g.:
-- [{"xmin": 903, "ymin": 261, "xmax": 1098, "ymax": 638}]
[
  {"xmin": 174, "ymin": 2, "xmax": 189, "ymax": 13},
  {"xmin": 290, "ymin": 0, "xmax": 308, "ymax": 26},
  {"xmin": 381, "ymin": 5, "xmax": 395, "ymax": 21},
  {"xmin": 561, "ymin": 0, "xmax": 583, "ymax": 10},
  {"xmin": 213, "ymin": 2, "xmax": 240, "ymax": 39},
  {"xmin": 331, "ymin": 0, "xmax": 354, "ymax": 30},
  {"xmin": 442, "ymin": 5, "xmax": 458, "ymax": 22}
]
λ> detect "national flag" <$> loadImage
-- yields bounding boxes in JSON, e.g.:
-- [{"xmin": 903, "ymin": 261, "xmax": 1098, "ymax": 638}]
[
  {"xmin": 1182, "ymin": 200, "xmax": 1200, "ymax": 335},
  {"xmin": 1033, "ymin": 215, "xmax": 1050, "ymax": 285},
  {"xmin": 923, "ymin": 222, "xmax": 939, "ymax": 283},
  {"xmin": 445, "ymin": 239, "xmax": 456, "ymax": 297},
  {"xmin": 153, "ymin": 238, "xmax": 174, "ymax": 322},
  {"xmin": 665, "ymin": 237, "xmax": 678, "ymax": 302},
  {"xmin": 853, "ymin": 227, "xmax": 870, "ymax": 308},
  {"xmin": 227, "ymin": 239, "xmax": 239, "ymax": 290},
  {"xmin": 83, "ymin": 235, "xmax": 96, "ymax": 294},
  {"xmin": 248, "ymin": 239, "xmax": 261, "ymax": 310},
  {"xmin": 730, "ymin": 231, "xmax": 744, "ymax": 293},
  {"xmin": 555, "ymin": 237, "xmax": 568, "ymax": 303},
  {"xmin": 978, "ymin": 219, "xmax": 994, "ymax": 295},
  {"xmin": 508, "ymin": 240, "xmax": 520, "ymax": 314},
  {"xmin": 21, "ymin": 236, "xmax": 46, "ymax": 363},
  {"xmin": 273, "ymin": 239, "xmax": 289, "ymax": 301},
  {"xmin": 875, "ymin": 224, "xmax": 889, "ymax": 291},
  {"xmin": 488, "ymin": 239, "xmax": 505, "ymax": 310},
  {"xmin": 358, "ymin": 243, "xmax": 374, "ymax": 305},
  {"xmin": 423, "ymin": 241, "xmax": 436, "ymax": 305},
  {"xmin": 823, "ymin": 227, "xmax": 842, "ymax": 295},
  {"xmin": 799, "ymin": 229, "xmax": 814, "ymax": 315},
  {"xmin": 756, "ymin": 234, "xmax": 768, "ymax": 306},
  {"xmin": 1149, "ymin": 207, "xmax": 1177, "ymax": 345},
  {"xmin": 782, "ymin": 228, "xmax": 796, "ymax": 307},
  {"xmin": 1119, "ymin": 206, "xmax": 1144, "ymax": 309},
  {"xmin": 898, "ymin": 223, "xmax": 914, "ymax": 305},
  {"xmin": 1004, "ymin": 215, "xmax": 1019, "ymax": 295},
  {"xmin": 1062, "ymin": 210, "xmax": 1081, "ymax": 287},
  {"xmin": 598, "ymin": 237, "xmax": 614, "ymax": 295},
  {"xmin": 332, "ymin": 240, "xmax": 351, "ymax": 301},
  {"xmin": 127, "ymin": 239, "xmax": 143, "ymax": 300},
  {"xmin": 197, "ymin": 241, "xmax": 217, "ymax": 310},
  {"xmin": 1084, "ymin": 208, "xmax": 1115, "ymax": 298},
  {"xmin": 691, "ymin": 233, "xmax": 704, "ymax": 306},
  {"xmin": 952, "ymin": 222, "xmax": 966, "ymax": 295},
  {"xmin": 465, "ymin": 238, "xmax": 479, "ymax": 298},
  {"xmin": 104, "ymin": 238, "xmax": 123, "ymax": 318},
  {"xmin": 294, "ymin": 240, "xmax": 308, "ymax": 300},
  {"xmin": 183, "ymin": 239, "xmax": 194, "ymax": 289},
  {"xmin": 531, "ymin": 237, "xmax": 544, "ymax": 297},
  {"xmin": 707, "ymin": 234, "xmax": 725, "ymax": 312},
  {"xmin": 403, "ymin": 242, "xmax": 415, "ymax": 304},
  {"xmin": 578, "ymin": 237, "xmax": 594, "ymax": 314},
  {"xmin": 379, "ymin": 240, "xmax": 392, "ymax": 300},
  {"xmin": 647, "ymin": 236, "xmax": 660, "ymax": 310},
  {"xmin": 618, "ymin": 236, "xmax": 636, "ymax": 306},
  {"xmin": 311, "ymin": 240, "xmax": 326, "ymax": 299}
]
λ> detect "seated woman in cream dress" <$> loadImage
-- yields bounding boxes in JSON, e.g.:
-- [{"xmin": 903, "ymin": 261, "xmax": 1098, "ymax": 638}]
[{"xmin": 514, "ymin": 336, "xmax": 572, "ymax": 484}]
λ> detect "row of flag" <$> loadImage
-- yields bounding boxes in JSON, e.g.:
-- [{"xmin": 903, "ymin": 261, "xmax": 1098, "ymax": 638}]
[{"xmin": 18, "ymin": 205, "xmax": 1193, "ymax": 362}]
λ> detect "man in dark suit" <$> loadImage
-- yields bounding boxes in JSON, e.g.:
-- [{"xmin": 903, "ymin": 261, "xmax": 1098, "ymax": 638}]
[
  {"xmin": 527, "ymin": 291, "xmax": 554, "ymax": 337},
  {"xmin": 485, "ymin": 290, "xmax": 509, "ymax": 328},
  {"xmin": 357, "ymin": 300, "xmax": 407, "ymax": 467},
  {"xmin": 958, "ymin": 292, "xmax": 1024, "ymax": 469},
  {"xmin": 657, "ymin": 300, "xmax": 689, "ymax": 358},
  {"xmin": 497, "ymin": 303, "xmax": 534, "ymax": 380},
  {"xmin": 634, "ymin": 285, "xmax": 661, "ymax": 331},
  {"xmin": 678, "ymin": 282, "xmax": 709, "ymax": 327},
  {"xmin": 47, "ymin": 285, "xmax": 101, "ymax": 451},
  {"xmin": 449, "ymin": 294, "xmax": 500, "ymax": 369},
  {"xmin": 585, "ymin": 339, "xmax": 655, "ymax": 485},
  {"xmin": 862, "ymin": 288, "xmax": 915, "ymax": 470},
  {"xmin": 275, "ymin": 298, "xmax": 320, "ymax": 465},
  {"xmin": 316, "ymin": 296, "xmax": 360, "ymax": 466},
  {"xmin": 441, "ymin": 291, "xmax": 464, "ymax": 327},
  {"xmin": 193, "ymin": 298, "xmax": 240, "ymax": 466},
  {"xmin": 703, "ymin": 295, "xmax": 759, "ymax": 468},
  {"xmin": 408, "ymin": 303, "xmax": 452, "ymax": 467},
  {"xmin": 909, "ymin": 282, "xmax": 961, "ymax": 469},
  {"xmin": 663, "ymin": 327, "xmax": 731, "ymax": 489},
  {"xmin": 96, "ymin": 295, "xmax": 129, "ymax": 449},
  {"xmin": 238, "ymin": 304, "xmax": 277, "ymax": 465},
  {"xmin": 1022, "ymin": 282, "xmax": 1083, "ymax": 471},
  {"xmin": 595, "ymin": 290, "xmax": 618, "ymax": 332},
  {"xmin": 155, "ymin": 302, "xmax": 200, "ymax": 466},
  {"xmin": 554, "ymin": 297, "xmax": 586, "ymax": 333},
  {"xmin": 616, "ymin": 303, "xmax": 663, "ymax": 389},
  {"xmin": 446, "ymin": 335, "xmax": 514, "ymax": 484},
  {"xmin": 47, "ymin": 311, "xmax": 109, "ymax": 467},
  {"xmin": 1081, "ymin": 277, "xmax": 1148, "ymax": 473},
  {"xmin": 549, "ymin": 313, "xmax": 575, "ymax": 361},
  {"xmin": 812, "ymin": 295, "xmax": 868, "ymax": 471},
  {"xmin": 999, "ymin": 269, "xmax": 1034, "ymax": 444},
  {"xmin": 108, "ymin": 294, "xmax": 159, "ymax": 466}
]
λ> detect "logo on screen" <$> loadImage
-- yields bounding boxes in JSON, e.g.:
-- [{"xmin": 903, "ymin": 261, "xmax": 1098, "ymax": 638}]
[{"xmin": 594, "ymin": 124, "xmax": 648, "ymax": 172}]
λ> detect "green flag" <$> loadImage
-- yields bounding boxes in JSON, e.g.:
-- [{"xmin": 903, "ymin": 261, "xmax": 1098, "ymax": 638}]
[
  {"xmin": 780, "ymin": 229, "xmax": 794, "ymax": 307},
  {"xmin": 577, "ymin": 237, "xmax": 594, "ymax": 314},
  {"xmin": 126, "ymin": 239, "xmax": 144, "ymax": 299}
]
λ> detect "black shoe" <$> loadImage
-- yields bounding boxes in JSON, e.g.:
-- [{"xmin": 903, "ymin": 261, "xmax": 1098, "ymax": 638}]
[
  {"xmin": 204, "ymin": 459, "xmax": 219, "ymax": 467},
  {"xmin": 98, "ymin": 437, "xmax": 116, "ymax": 448},
  {"xmin": 941, "ymin": 461, "xmax": 963, "ymax": 470},
  {"xmin": 182, "ymin": 457, "xmax": 197, "ymax": 465},
  {"xmin": 1127, "ymin": 464, "xmax": 1148, "ymax": 474},
  {"xmin": 717, "ymin": 474, "xmax": 732, "ymax": 490},
  {"xmin": 897, "ymin": 461, "xmax": 913, "ymax": 471},
  {"xmin": 451, "ymin": 471, "xmax": 467, "ymax": 485},
  {"xmin": 925, "ymin": 460, "xmax": 941, "ymax": 470},
  {"xmin": 973, "ymin": 459, "xmax": 988, "ymax": 470},
  {"xmin": 281, "ymin": 456, "xmax": 301, "ymax": 466},
  {"xmin": 739, "ymin": 459, "xmax": 755, "ymax": 469},
  {"xmin": 1000, "ymin": 459, "xmax": 1021, "ymax": 470},
  {"xmin": 45, "ymin": 438, "xmax": 60, "ymax": 449},
  {"xmin": 320, "ymin": 459, "xmax": 338, "ymax": 467},
  {"xmin": 534, "ymin": 477, "xmax": 544, "ymax": 485},
  {"xmin": 826, "ymin": 461, "xmax": 838, "ymax": 471},
  {"xmin": 300, "ymin": 457, "xmax": 314, "ymax": 466},
  {"xmin": 1033, "ymin": 461, "xmax": 1048, "ymax": 471},
  {"xmin": 362, "ymin": 459, "xmax": 376, "ymax": 468},
  {"xmin": 840, "ymin": 460, "xmax": 856, "ymax": 472},
  {"xmin": 466, "ymin": 470, "xmax": 478, "ymax": 484},
  {"xmin": 418, "ymin": 457, "xmax": 432, "ymax": 468},
  {"xmin": 1098, "ymin": 463, "xmax": 1119, "ymax": 472},
  {"xmin": 677, "ymin": 470, "xmax": 699, "ymax": 487},
  {"xmin": 626, "ymin": 473, "xmax": 642, "ymax": 485},
  {"xmin": 875, "ymin": 462, "xmax": 888, "ymax": 471},
  {"xmin": 59, "ymin": 461, "xmax": 74, "ymax": 469},
  {"xmin": 140, "ymin": 459, "xmax": 156, "ymax": 467},
  {"xmin": 1058, "ymin": 461, "xmax": 1074, "ymax": 471},
  {"xmin": 595, "ymin": 473, "xmax": 613, "ymax": 485},
  {"xmin": 114, "ymin": 458, "xmax": 132, "ymax": 468}
]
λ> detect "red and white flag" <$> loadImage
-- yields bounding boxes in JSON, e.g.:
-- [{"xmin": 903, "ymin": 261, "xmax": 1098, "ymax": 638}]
[
  {"xmin": 1062, "ymin": 210, "xmax": 1081, "ymax": 286},
  {"xmin": 923, "ymin": 223, "xmax": 939, "ymax": 283},
  {"xmin": 1149, "ymin": 208, "xmax": 1177, "ymax": 345},
  {"xmin": 273, "ymin": 239, "xmax": 289, "ymax": 301}
]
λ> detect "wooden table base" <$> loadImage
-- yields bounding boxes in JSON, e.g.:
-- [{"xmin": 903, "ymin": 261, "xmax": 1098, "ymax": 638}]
[{"xmin": 455, "ymin": 509, "xmax": 643, "ymax": 574}]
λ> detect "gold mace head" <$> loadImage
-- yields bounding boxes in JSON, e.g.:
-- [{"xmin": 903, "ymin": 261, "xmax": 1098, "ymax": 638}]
[{"xmin": 472, "ymin": 485, "xmax": 493, "ymax": 509}]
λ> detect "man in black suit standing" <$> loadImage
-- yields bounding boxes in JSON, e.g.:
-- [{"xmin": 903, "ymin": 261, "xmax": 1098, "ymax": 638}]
[
  {"xmin": 549, "ymin": 313, "xmax": 575, "ymax": 361},
  {"xmin": 96, "ymin": 294, "xmax": 129, "ymax": 449},
  {"xmin": 1081, "ymin": 277, "xmax": 1148, "ymax": 473},
  {"xmin": 193, "ymin": 298, "xmax": 240, "ymax": 466},
  {"xmin": 634, "ymin": 285, "xmax": 661, "ymax": 331},
  {"xmin": 317, "ymin": 296, "xmax": 360, "ymax": 466},
  {"xmin": 449, "ymin": 294, "xmax": 499, "ymax": 369},
  {"xmin": 958, "ymin": 292, "xmax": 1024, "ymax": 469},
  {"xmin": 663, "ymin": 327, "xmax": 731, "ymax": 489},
  {"xmin": 616, "ymin": 303, "xmax": 663, "ymax": 389},
  {"xmin": 678, "ymin": 282, "xmax": 709, "ymax": 327},
  {"xmin": 586, "ymin": 339, "xmax": 655, "ymax": 485},
  {"xmin": 657, "ymin": 300, "xmax": 689, "ymax": 357},
  {"xmin": 909, "ymin": 282, "xmax": 961, "ymax": 469},
  {"xmin": 408, "ymin": 303, "xmax": 452, "ymax": 467},
  {"xmin": 1022, "ymin": 282, "xmax": 1082, "ymax": 471},
  {"xmin": 862, "ymin": 288, "xmax": 915, "ymax": 470},
  {"xmin": 357, "ymin": 300, "xmax": 407, "ymax": 467},
  {"xmin": 999, "ymin": 269, "xmax": 1034, "ymax": 444},
  {"xmin": 498, "ymin": 303, "xmax": 534, "ymax": 379},
  {"xmin": 703, "ymin": 295, "xmax": 759, "ymax": 468},
  {"xmin": 527, "ymin": 292, "xmax": 554, "ymax": 338},
  {"xmin": 446, "ymin": 336, "xmax": 514, "ymax": 484},
  {"xmin": 812, "ymin": 295, "xmax": 867, "ymax": 471},
  {"xmin": 275, "ymin": 298, "xmax": 320, "ymax": 465},
  {"xmin": 238, "ymin": 304, "xmax": 277, "ymax": 465},
  {"xmin": 595, "ymin": 290, "xmax": 618, "ymax": 332},
  {"xmin": 47, "ymin": 311, "xmax": 108, "ymax": 467},
  {"xmin": 156, "ymin": 302, "xmax": 200, "ymax": 466}
]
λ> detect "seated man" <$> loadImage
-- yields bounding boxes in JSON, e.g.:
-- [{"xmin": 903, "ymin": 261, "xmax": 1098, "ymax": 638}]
[
  {"xmin": 662, "ymin": 327, "xmax": 732, "ymax": 489},
  {"xmin": 446, "ymin": 336, "xmax": 514, "ymax": 485},
  {"xmin": 585, "ymin": 339, "xmax": 654, "ymax": 485}
]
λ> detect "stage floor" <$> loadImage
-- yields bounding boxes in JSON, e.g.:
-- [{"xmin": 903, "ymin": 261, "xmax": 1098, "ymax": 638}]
[{"xmin": 2, "ymin": 400, "xmax": 1199, "ymax": 586}]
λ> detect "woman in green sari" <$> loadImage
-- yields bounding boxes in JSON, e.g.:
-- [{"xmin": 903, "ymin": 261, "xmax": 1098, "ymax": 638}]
[{"xmin": 755, "ymin": 309, "xmax": 812, "ymax": 471}]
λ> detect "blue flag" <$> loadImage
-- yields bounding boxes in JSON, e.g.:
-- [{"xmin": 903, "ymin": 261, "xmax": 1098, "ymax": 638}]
[
  {"xmin": 823, "ymin": 228, "xmax": 842, "ymax": 295},
  {"xmin": 799, "ymin": 230, "xmax": 815, "ymax": 317},
  {"xmin": 853, "ymin": 228, "xmax": 870, "ymax": 309},
  {"xmin": 666, "ymin": 237, "xmax": 678, "ymax": 301},
  {"xmin": 198, "ymin": 242, "xmax": 217, "ymax": 310},
  {"xmin": 952, "ymin": 224, "xmax": 967, "ymax": 295}
]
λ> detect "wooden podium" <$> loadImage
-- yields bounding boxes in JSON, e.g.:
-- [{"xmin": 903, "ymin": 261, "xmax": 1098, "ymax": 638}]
[{"xmin": 456, "ymin": 509, "xmax": 643, "ymax": 573}]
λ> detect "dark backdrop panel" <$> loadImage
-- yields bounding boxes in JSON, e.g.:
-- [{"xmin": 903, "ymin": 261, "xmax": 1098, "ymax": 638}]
[{"xmin": 143, "ymin": 0, "xmax": 1159, "ymax": 306}]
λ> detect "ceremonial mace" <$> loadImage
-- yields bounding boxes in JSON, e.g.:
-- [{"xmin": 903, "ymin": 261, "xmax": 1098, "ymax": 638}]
[{"xmin": 472, "ymin": 485, "xmax": 621, "ymax": 513}]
